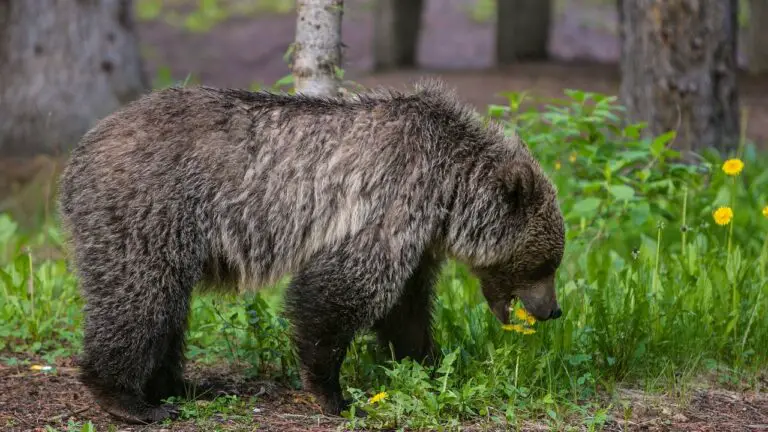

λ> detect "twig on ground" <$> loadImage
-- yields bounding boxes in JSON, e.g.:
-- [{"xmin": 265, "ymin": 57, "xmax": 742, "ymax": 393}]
[{"xmin": 44, "ymin": 405, "xmax": 89, "ymax": 423}]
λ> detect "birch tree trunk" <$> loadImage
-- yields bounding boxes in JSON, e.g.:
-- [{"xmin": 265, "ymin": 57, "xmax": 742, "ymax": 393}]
[
  {"xmin": 0, "ymin": 0, "xmax": 148, "ymax": 157},
  {"xmin": 496, "ymin": 0, "xmax": 551, "ymax": 64},
  {"xmin": 292, "ymin": 0, "xmax": 344, "ymax": 96},
  {"xmin": 747, "ymin": 0, "xmax": 768, "ymax": 74},
  {"xmin": 373, "ymin": 0, "xmax": 424, "ymax": 71},
  {"xmin": 619, "ymin": 0, "xmax": 740, "ymax": 155}
]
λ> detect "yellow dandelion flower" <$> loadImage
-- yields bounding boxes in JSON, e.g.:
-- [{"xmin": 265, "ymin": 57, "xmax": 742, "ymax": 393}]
[
  {"xmin": 369, "ymin": 391, "xmax": 388, "ymax": 404},
  {"xmin": 763, "ymin": 206, "xmax": 768, "ymax": 218},
  {"xmin": 501, "ymin": 323, "xmax": 536, "ymax": 335},
  {"xmin": 713, "ymin": 206, "xmax": 734, "ymax": 226},
  {"xmin": 514, "ymin": 307, "xmax": 537, "ymax": 325},
  {"xmin": 722, "ymin": 158, "xmax": 744, "ymax": 176},
  {"xmin": 554, "ymin": 160, "xmax": 562, "ymax": 171},
  {"xmin": 568, "ymin": 152, "xmax": 577, "ymax": 163}
]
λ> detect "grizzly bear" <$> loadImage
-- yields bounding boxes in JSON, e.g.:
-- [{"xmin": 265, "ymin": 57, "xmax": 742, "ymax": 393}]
[{"xmin": 57, "ymin": 79, "xmax": 565, "ymax": 424}]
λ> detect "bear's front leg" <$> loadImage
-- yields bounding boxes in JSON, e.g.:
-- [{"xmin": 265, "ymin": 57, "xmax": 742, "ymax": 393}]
[
  {"xmin": 284, "ymin": 238, "xmax": 423, "ymax": 416},
  {"xmin": 374, "ymin": 251, "xmax": 441, "ymax": 364},
  {"xmin": 284, "ymin": 263, "xmax": 365, "ymax": 415},
  {"xmin": 291, "ymin": 319, "xmax": 355, "ymax": 415}
]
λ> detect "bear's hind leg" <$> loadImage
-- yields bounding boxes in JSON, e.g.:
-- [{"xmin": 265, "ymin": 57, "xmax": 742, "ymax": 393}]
[
  {"xmin": 144, "ymin": 328, "xmax": 188, "ymax": 404},
  {"xmin": 79, "ymin": 315, "xmax": 187, "ymax": 423},
  {"xmin": 144, "ymin": 329, "xmax": 222, "ymax": 403},
  {"xmin": 76, "ymin": 253, "xmax": 196, "ymax": 424}
]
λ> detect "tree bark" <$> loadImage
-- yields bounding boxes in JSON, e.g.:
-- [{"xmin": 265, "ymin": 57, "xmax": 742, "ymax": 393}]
[
  {"xmin": 292, "ymin": 0, "xmax": 344, "ymax": 96},
  {"xmin": 373, "ymin": 0, "xmax": 424, "ymax": 71},
  {"xmin": 747, "ymin": 0, "xmax": 768, "ymax": 74},
  {"xmin": 495, "ymin": 0, "xmax": 551, "ymax": 64},
  {"xmin": 619, "ymin": 0, "xmax": 740, "ymax": 155},
  {"xmin": 616, "ymin": 0, "xmax": 624, "ymax": 46},
  {"xmin": 0, "ymin": 0, "xmax": 149, "ymax": 157}
]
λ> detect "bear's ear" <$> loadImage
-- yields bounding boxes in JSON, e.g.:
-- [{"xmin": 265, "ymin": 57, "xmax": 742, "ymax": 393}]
[{"xmin": 497, "ymin": 159, "xmax": 538, "ymax": 210}]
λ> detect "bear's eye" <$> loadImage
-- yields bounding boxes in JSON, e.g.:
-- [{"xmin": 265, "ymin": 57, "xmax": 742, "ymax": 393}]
[{"xmin": 527, "ymin": 257, "xmax": 559, "ymax": 280}]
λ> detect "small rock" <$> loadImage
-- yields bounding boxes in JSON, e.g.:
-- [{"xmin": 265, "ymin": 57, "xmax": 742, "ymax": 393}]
[{"xmin": 672, "ymin": 413, "xmax": 688, "ymax": 422}]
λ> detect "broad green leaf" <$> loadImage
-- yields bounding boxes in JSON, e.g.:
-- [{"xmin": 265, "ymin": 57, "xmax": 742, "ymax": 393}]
[
  {"xmin": 607, "ymin": 185, "xmax": 635, "ymax": 201},
  {"xmin": 651, "ymin": 131, "xmax": 676, "ymax": 156},
  {"xmin": 569, "ymin": 198, "xmax": 602, "ymax": 217}
]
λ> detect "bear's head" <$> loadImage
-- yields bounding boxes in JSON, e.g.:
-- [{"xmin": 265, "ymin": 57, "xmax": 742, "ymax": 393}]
[{"xmin": 448, "ymin": 143, "xmax": 565, "ymax": 324}]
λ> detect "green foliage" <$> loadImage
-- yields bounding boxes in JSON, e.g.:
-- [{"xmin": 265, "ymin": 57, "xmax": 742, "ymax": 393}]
[
  {"xmin": 166, "ymin": 394, "xmax": 257, "ymax": 425},
  {"xmin": 42, "ymin": 420, "xmax": 97, "ymax": 432},
  {"xmin": 0, "ymin": 215, "xmax": 78, "ymax": 361},
  {"xmin": 151, "ymin": 66, "xmax": 198, "ymax": 90},
  {"xmin": 2, "ymin": 86, "xmax": 767, "ymax": 430},
  {"xmin": 466, "ymin": 0, "xmax": 495, "ymax": 23},
  {"xmin": 135, "ymin": 0, "xmax": 296, "ymax": 32}
]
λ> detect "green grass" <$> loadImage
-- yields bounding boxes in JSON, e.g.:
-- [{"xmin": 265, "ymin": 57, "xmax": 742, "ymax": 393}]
[{"xmin": 2, "ymin": 86, "xmax": 767, "ymax": 430}]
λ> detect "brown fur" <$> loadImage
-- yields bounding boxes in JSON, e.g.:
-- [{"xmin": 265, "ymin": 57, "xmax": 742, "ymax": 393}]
[{"xmin": 57, "ymin": 79, "xmax": 565, "ymax": 424}]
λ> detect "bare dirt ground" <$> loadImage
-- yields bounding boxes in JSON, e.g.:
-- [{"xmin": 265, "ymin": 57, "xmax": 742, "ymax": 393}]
[{"xmin": 2, "ymin": 355, "xmax": 767, "ymax": 431}]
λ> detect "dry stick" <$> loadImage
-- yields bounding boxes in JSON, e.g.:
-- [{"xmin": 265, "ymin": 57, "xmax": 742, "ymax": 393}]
[
  {"xmin": 26, "ymin": 249, "xmax": 34, "ymax": 319},
  {"xmin": 740, "ymin": 289, "xmax": 762, "ymax": 352},
  {"xmin": 681, "ymin": 186, "xmax": 688, "ymax": 258},
  {"xmin": 44, "ymin": 406, "xmax": 89, "ymax": 423},
  {"xmin": 11, "ymin": 412, "xmax": 34, "ymax": 427}
]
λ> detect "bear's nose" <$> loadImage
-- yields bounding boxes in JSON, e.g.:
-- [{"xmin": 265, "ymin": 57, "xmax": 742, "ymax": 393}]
[{"xmin": 549, "ymin": 308, "xmax": 563, "ymax": 320}]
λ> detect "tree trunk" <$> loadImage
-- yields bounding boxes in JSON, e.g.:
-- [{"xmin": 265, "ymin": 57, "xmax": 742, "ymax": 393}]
[
  {"xmin": 292, "ymin": 0, "xmax": 344, "ymax": 96},
  {"xmin": 373, "ymin": 0, "xmax": 424, "ymax": 71},
  {"xmin": 616, "ymin": 0, "xmax": 624, "ymax": 46},
  {"xmin": 619, "ymin": 0, "xmax": 740, "ymax": 156},
  {"xmin": 747, "ymin": 0, "xmax": 768, "ymax": 74},
  {"xmin": 495, "ymin": 0, "xmax": 551, "ymax": 64},
  {"xmin": 0, "ymin": 0, "xmax": 148, "ymax": 157}
]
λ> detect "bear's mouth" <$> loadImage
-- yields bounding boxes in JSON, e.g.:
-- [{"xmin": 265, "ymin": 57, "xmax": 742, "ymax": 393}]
[{"xmin": 490, "ymin": 295, "xmax": 517, "ymax": 325}]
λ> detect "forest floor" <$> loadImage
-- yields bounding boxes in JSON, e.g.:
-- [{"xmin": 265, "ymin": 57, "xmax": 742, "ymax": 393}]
[
  {"xmin": 2, "ymin": 1, "xmax": 768, "ymax": 431},
  {"xmin": 2, "ymin": 354, "xmax": 767, "ymax": 431}
]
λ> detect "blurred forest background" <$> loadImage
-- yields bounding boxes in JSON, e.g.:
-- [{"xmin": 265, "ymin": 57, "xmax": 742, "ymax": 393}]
[
  {"xmin": 2, "ymin": 0, "xmax": 767, "ymax": 225},
  {"xmin": 0, "ymin": 0, "xmax": 768, "ymax": 226}
]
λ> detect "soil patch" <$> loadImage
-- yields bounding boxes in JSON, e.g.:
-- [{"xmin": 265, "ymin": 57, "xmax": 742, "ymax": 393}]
[
  {"xmin": 0, "ymin": 356, "xmax": 344, "ymax": 432},
  {"xmin": 2, "ymin": 355, "xmax": 766, "ymax": 431}
]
